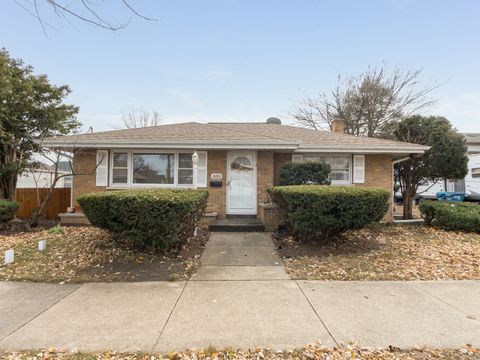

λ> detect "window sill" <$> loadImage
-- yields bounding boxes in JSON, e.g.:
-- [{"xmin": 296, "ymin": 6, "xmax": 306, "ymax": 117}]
[
  {"xmin": 331, "ymin": 181, "xmax": 353, "ymax": 186},
  {"xmin": 105, "ymin": 184, "xmax": 207, "ymax": 190}
]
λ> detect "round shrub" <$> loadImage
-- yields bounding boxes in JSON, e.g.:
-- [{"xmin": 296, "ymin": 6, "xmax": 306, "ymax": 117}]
[
  {"xmin": 77, "ymin": 189, "xmax": 208, "ymax": 250},
  {"xmin": 419, "ymin": 200, "xmax": 480, "ymax": 232},
  {"xmin": 279, "ymin": 162, "xmax": 331, "ymax": 186},
  {"xmin": 0, "ymin": 199, "xmax": 19, "ymax": 223},
  {"xmin": 269, "ymin": 185, "xmax": 389, "ymax": 240}
]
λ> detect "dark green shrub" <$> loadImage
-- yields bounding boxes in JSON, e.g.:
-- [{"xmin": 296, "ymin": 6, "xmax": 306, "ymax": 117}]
[
  {"xmin": 78, "ymin": 189, "xmax": 208, "ymax": 250},
  {"xmin": 419, "ymin": 200, "xmax": 480, "ymax": 232},
  {"xmin": 279, "ymin": 162, "xmax": 331, "ymax": 186},
  {"xmin": 268, "ymin": 185, "xmax": 389, "ymax": 240},
  {"xmin": 0, "ymin": 199, "xmax": 19, "ymax": 223}
]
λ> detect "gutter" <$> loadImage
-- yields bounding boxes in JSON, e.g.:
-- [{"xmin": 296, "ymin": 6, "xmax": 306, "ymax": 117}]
[
  {"xmin": 294, "ymin": 148, "xmax": 427, "ymax": 154},
  {"xmin": 42, "ymin": 141, "xmax": 429, "ymax": 154}
]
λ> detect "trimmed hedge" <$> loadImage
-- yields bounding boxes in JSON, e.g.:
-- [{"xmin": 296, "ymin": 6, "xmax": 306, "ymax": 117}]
[
  {"xmin": 279, "ymin": 162, "xmax": 331, "ymax": 186},
  {"xmin": 419, "ymin": 200, "xmax": 480, "ymax": 232},
  {"xmin": 0, "ymin": 199, "xmax": 19, "ymax": 223},
  {"xmin": 78, "ymin": 189, "xmax": 208, "ymax": 250},
  {"xmin": 269, "ymin": 185, "xmax": 389, "ymax": 239}
]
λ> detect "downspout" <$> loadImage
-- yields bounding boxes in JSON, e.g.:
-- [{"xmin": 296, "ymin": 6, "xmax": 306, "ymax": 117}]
[{"xmin": 391, "ymin": 156, "xmax": 410, "ymax": 223}]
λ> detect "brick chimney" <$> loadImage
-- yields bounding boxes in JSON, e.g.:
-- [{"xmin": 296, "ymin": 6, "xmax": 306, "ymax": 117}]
[{"xmin": 331, "ymin": 118, "xmax": 345, "ymax": 134}]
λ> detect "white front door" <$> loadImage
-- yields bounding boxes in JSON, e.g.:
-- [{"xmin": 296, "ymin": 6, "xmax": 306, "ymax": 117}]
[{"xmin": 227, "ymin": 151, "xmax": 257, "ymax": 215}]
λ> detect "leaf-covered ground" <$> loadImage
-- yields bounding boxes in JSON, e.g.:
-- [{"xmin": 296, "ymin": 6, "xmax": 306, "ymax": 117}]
[
  {"xmin": 275, "ymin": 224, "xmax": 480, "ymax": 280},
  {"xmin": 0, "ymin": 225, "xmax": 209, "ymax": 283},
  {"xmin": 1, "ymin": 344, "xmax": 479, "ymax": 360}
]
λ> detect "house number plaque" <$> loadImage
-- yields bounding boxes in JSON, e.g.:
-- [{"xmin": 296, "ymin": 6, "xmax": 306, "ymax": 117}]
[{"xmin": 211, "ymin": 173, "xmax": 223, "ymax": 180}]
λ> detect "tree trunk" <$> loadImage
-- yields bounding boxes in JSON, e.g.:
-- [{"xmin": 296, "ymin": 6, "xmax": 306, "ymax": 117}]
[
  {"xmin": 29, "ymin": 185, "xmax": 55, "ymax": 227},
  {"xmin": 0, "ymin": 145, "xmax": 21, "ymax": 200},
  {"xmin": 0, "ymin": 174, "xmax": 17, "ymax": 201},
  {"xmin": 402, "ymin": 187, "xmax": 415, "ymax": 220}
]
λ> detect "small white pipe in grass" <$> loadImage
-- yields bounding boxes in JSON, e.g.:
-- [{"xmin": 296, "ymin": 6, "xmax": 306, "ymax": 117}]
[
  {"xmin": 4, "ymin": 250, "xmax": 14, "ymax": 265},
  {"xmin": 38, "ymin": 240, "xmax": 47, "ymax": 251},
  {"xmin": 194, "ymin": 227, "xmax": 198, "ymax": 237}
]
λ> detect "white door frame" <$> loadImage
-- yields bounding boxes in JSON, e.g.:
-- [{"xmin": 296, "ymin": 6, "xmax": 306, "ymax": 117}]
[{"xmin": 226, "ymin": 151, "xmax": 257, "ymax": 215}]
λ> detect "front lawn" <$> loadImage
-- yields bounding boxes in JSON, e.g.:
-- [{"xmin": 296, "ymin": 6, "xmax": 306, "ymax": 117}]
[
  {"xmin": 275, "ymin": 224, "xmax": 480, "ymax": 280},
  {"xmin": 0, "ymin": 225, "xmax": 208, "ymax": 283}
]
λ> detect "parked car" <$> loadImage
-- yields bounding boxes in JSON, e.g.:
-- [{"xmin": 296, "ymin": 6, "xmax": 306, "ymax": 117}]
[{"xmin": 395, "ymin": 153, "xmax": 480, "ymax": 204}]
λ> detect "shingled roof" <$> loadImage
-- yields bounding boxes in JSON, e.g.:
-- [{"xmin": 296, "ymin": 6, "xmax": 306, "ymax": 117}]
[{"xmin": 43, "ymin": 121, "xmax": 429, "ymax": 155}]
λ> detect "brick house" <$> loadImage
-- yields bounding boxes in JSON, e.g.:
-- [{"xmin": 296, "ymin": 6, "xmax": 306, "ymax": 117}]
[{"xmin": 44, "ymin": 118, "xmax": 428, "ymax": 229}]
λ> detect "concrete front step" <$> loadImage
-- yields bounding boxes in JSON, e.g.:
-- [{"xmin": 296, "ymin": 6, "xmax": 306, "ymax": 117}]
[
  {"xmin": 59, "ymin": 212, "xmax": 90, "ymax": 226},
  {"xmin": 208, "ymin": 218, "xmax": 265, "ymax": 232}
]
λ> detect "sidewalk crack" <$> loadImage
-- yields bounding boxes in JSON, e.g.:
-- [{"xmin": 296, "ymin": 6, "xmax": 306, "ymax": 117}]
[
  {"xmin": 0, "ymin": 284, "xmax": 82, "ymax": 344},
  {"xmin": 151, "ymin": 280, "xmax": 189, "ymax": 352},
  {"xmin": 295, "ymin": 280, "xmax": 339, "ymax": 346},
  {"xmin": 406, "ymin": 282, "xmax": 480, "ymax": 322}
]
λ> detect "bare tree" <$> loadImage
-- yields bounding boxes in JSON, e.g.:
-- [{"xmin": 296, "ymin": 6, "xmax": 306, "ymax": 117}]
[
  {"xmin": 122, "ymin": 109, "xmax": 162, "ymax": 129},
  {"xmin": 28, "ymin": 139, "xmax": 103, "ymax": 227},
  {"xmin": 291, "ymin": 65, "xmax": 440, "ymax": 137},
  {"xmin": 13, "ymin": 0, "xmax": 156, "ymax": 36}
]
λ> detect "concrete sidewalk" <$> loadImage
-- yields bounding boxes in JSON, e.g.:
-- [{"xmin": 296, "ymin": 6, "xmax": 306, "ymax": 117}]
[{"xmin": 1, "ymin": 232, "xmax": 480, "ymax": 352}]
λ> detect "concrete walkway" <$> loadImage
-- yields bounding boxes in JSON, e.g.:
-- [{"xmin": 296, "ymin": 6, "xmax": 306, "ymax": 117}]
[{"xmin": 1, "ymin": 232, "xmax": 480, "ymax": 352}]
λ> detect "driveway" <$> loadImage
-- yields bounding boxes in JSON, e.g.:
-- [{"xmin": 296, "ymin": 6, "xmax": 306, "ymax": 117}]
[{"xmin": 1, "ymin": 232, "xmax": 480, "ymax": 352}]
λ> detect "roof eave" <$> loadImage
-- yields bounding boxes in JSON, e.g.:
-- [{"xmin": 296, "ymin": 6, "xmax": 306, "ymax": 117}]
[
  {"xmin": 43, "ymin": 139, "xmax": 430, "ymax": 154},
  {"xmin": 296, "ymin": 145, "xmax": 429, "ymax": 154}
]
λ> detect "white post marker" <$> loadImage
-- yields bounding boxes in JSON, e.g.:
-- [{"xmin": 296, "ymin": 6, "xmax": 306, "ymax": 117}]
[
  {"xmin": 4, "ymin": 249, "xmax": 14, "ymax": 265},
  {"xmin": 38, "ymin": 239, "xmax": 47, "ymax": 251},
  {"xmin": 192, "ymin": 151, "xmax": 200, "ymax": 236}
]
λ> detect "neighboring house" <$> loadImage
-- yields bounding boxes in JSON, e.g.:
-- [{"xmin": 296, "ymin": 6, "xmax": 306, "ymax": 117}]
[
  {"xmin": 397, "ymin": 133, "xmax": 480, "ymax": 202},
  {"xmin": 17, "ymin": 162, "xmax": 71, "ymax": 189},
  {"xmin": 43, "ymin": 118, "xmax": 428, "ymax": 227}
]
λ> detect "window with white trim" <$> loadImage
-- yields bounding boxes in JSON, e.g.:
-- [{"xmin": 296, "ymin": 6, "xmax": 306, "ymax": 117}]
[
  {"xmin": 133, "ymin": 153, "xmax": 175, "ymax": 184},
  {"xmin": 109, "ymin": 151, "xmax": 208, "ymax": 187},
  {"xmin": 178, "ymin": 153, "xmax": 194, "ymax": 185},
  {"xmin": 177, "ymin": 152, "xmax": 208, "ymax": 186},
  {"xmin": 472, "ymin": 168, "xmax": 480, "ymax": 178},
  {"xmin": 112, "ymin": 152, "xmax": 128, "ymax": 184},
  {"xmin": 303, "ymin": 155, "xmax": 352, "ymax": 183}
]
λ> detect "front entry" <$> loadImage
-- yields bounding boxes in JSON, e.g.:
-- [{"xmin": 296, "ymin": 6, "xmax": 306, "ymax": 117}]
[{"xmin": 227, "ymin": 151, "xmax": 257, "ymax": 215}]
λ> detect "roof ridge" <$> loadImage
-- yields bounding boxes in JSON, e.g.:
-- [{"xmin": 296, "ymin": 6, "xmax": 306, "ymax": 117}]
[{"xmin": 205, "ymin": 123, "xmax": 297, "ymax": 144}]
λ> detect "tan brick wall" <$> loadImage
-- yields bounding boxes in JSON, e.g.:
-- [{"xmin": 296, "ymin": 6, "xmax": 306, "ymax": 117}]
[
  {"xmin": 355, "ymin": 154, "xmax": 393, "ymax": 222},
  {"xmin": 71, "ymin": 150, "xmax": 393, "ymax": 222},
  {"xmin": 206, "ymin": 150, "xmax": 227, "ymax": 218},
  {"xmin": 273, "ymin": 152, "xmax": 292, "ymax": 185},
  {"xmin": 257, "ymin": 151, "xmax": 274, "ymax": 205},
  {"xmin": 258, "ymin": 204, "xmax": 281, "ymax": 232},
  {"xmin": 72, "ymin": 149, "xmax": 229, "ymax": 217},
  {"xmin": 272, "ymin": 152, "xmax": 394, "ymax": 223},
  {"xmin": 72, "ymin": 149, "xmax": 106, "ymax": 209}
]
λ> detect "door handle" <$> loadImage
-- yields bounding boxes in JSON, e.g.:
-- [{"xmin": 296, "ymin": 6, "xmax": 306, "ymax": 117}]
[{"xmin": 227, "ymin": 180, "xmax": 231, "ymax": 187}]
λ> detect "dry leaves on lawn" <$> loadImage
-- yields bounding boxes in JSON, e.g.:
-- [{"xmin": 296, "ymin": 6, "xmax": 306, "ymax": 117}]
[
  {"xmin": 277, "ymin": 224, "xmax": 480, "ymax": 280},
  {"xmin": 0, "ymin": 226, "xmax": 208, "ymax": 283},
  {"xmin": 1, "ymin": 343, "xmax": 479, "ymax": 359}
]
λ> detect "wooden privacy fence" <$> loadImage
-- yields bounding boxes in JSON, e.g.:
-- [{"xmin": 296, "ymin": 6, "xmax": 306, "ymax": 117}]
[{"xmin": 15, "ymin": 188, "xmax": 71, "ymax": 219}]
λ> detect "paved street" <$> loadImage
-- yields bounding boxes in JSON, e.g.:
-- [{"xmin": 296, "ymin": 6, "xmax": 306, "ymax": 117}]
[{"xmin": 1, "ymin": 232, "xmax": 480, "ymax": 352}]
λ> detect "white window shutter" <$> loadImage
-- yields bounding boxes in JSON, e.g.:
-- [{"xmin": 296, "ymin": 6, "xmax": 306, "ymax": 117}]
[
  {"xmin": 96, "ymin": 150, "xmax": 108, "ymax": 186},
  {"xmin": 197, "ymin": 151, "xmax": 208, "ymax": 187},
  {"xmin": 353, "ymin": 155, "xmax": 365, "ymax": 184},
  {"xmin": 292, "ymin": 154, "xmax": 304, "ymax": 162}
]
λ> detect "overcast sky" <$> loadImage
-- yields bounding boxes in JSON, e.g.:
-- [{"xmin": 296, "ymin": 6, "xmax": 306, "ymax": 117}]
[{"xmin": 1, "ymin": 0, "xmax": 480, "ymax": 133}]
